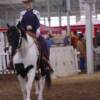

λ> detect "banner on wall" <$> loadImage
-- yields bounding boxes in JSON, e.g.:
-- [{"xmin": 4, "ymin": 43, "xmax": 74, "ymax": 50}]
[{"xmin": 79, "ymin": 0, "xmax": 96, "ymax": 15}]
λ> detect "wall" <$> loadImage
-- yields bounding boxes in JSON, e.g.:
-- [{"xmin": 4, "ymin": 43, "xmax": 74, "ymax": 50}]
[{"xmin": 50, "ymin": 46, "xmax": 79, "ymax": 78}]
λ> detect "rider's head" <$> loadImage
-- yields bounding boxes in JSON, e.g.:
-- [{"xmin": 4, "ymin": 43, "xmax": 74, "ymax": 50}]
[{"xmin": 22, "ymin": 0, "xmax": 33, "ymax": 10}]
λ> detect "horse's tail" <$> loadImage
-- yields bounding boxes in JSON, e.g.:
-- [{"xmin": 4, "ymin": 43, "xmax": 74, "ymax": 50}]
[{"xmin": 45, "ymin": 72, "xmax": 52, "ymax": 88}]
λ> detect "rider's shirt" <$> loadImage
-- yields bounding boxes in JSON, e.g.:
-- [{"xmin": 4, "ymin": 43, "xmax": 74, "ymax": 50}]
[{"xmin": 19, "ymin": 9, "xmax": 40, "ymax": 37}]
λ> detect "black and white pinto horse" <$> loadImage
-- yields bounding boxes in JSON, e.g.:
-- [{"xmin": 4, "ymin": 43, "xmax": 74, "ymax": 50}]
[{"xmin": 6, "ymin": 24, "xmax": 51, "ymax": 100}]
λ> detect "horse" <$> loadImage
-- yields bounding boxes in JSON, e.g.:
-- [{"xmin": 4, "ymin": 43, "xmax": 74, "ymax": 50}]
[{"xmin": 6, "ymin": 24, "xmax": 51, "ymax": 100}]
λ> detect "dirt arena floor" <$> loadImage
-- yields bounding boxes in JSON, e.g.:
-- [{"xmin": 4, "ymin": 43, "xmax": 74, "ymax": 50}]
[{"xmin": 0, "ymin": 73, "xmax": 100, "ymax": 100}]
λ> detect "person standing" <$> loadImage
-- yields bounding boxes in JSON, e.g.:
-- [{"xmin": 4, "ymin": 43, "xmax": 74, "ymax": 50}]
[
  {"xmin": 71, "ymin": 32, "xmax": 78, "ymax": 48},
  {"xmin": 77, "ymin": 34, "xmax": 86, "ymax": 72},
  {"xmin": 95, "ymin": 30, "xmax": 100, "ymax": 47},
  {"xmin": 46, "ymin": 34, "xmax": 54, "ymax": 48}
]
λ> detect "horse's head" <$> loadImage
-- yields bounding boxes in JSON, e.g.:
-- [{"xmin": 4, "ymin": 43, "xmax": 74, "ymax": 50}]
[{"xmin": 6, "ymin": 24, "xmax": 27, "ymax": 56}]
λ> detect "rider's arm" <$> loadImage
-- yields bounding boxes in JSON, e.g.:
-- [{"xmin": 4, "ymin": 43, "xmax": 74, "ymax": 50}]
[
  {"xmin": 33, "ymin": 10, "xmax": 41, "ymax": 37},
  {"xmin": 16, "ymin": 10, "xmax": 26, "ymax": 28},
  {"xmin": 19, "ymin": 10, "xmax": 26, "ymax": 22}
]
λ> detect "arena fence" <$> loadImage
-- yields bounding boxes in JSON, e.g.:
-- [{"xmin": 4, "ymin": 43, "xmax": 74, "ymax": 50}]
[{"xmin": 0, "ymin": 53, "xmax": 14, "ymax": 75}]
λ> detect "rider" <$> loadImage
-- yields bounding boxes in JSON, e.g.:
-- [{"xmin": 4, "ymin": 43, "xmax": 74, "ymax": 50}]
[{"xmin": 19, "ymin": 0, "xmax": 53, "ymax": 73}]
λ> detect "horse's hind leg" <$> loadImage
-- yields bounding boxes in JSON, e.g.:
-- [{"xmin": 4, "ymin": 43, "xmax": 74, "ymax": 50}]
[
  {"xmin": 38, "ymin": 77, "xmax": 45, "ymax": 100},
  {"xmin": 18, "ymin": 76, "xmax": 27, "ymax": 100}
]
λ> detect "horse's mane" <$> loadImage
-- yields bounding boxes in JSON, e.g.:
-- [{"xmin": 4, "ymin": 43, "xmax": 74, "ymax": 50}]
[
  {"xmin": 7, "ymin": 25, "xmax": 27, "ymax": 42},
  {"xmin": 17, "ymin": 23, "xmax": 27, "ymax": 40}
]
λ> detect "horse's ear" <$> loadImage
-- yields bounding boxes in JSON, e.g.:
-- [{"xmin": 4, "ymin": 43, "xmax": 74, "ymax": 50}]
[
  {"xmin": 17, "ymin": 22, "xmax": 21, "ymax": 29},
  {"xmin": 7, "ymin": 24, "xmax": 10, "ymax": 28}
]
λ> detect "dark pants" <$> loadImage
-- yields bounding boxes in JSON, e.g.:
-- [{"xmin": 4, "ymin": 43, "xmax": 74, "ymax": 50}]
[
  {"xmin": 37, "ymin": 35, "xmax": 50, "ymax": 60},
  {"xmin": 79, "ymin": 57, "xmax": 86, "ymax": 71}
]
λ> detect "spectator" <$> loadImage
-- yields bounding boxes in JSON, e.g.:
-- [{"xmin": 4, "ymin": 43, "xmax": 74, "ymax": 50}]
[
  {"xmin": 71, "ymin": 32, "xmax": 78, "ymax": 48},
  {"xmin": 46, "ymin": 34, "xmax": 54, "ymax": 48},
  {"xmin": 95, "ymin": 30, "xmax": 100, "ymax": 47},
  {"xmin": 77, "ymin": 34, "xmax": 86, "ymax": 73},
  {"xmin": 63, "ymin": 35, "xmax": 70, "ymax": 46}
]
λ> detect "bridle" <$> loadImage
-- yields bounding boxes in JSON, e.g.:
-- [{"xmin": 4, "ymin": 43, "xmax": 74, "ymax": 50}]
[
  {"xmin": 17, "ymin": 28, "xmax": 22, "ymax": 49},
  {"xmin": 16, "ymin": 30, "xmax": 37, "ymax": 52}
]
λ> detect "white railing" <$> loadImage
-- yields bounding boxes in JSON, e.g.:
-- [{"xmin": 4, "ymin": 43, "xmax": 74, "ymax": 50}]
[{"xmin": 0, "ymin": 52, "xmax": 14, "ymax": 74}]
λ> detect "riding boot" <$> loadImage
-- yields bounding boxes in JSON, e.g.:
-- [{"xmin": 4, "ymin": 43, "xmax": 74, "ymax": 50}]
[
  {"xmin": 43, "ymin": 57, "xmax": 54, "ymax": 74},
  {"xmin": 47, "ymin": 61, "xmax": 54, "ymax": 74}
]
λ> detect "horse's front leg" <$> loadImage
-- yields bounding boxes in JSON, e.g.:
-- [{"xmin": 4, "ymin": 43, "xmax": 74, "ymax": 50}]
[
  {"xmin": 17, "ymin": 76, "xmax": 27, "ymax": 100},
  {"xmin": 35, "ymin": 80, "xmax": 39, "ymax": 96},
  {"xmin": 26, "ymin": 68, "xmax": 36, "ymax": 100}
]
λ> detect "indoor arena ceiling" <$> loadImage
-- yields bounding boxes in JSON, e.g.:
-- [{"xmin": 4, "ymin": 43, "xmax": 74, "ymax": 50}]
[{"xmin": 0, "ymin": 0, "xmax": 100, "ymax": 16}]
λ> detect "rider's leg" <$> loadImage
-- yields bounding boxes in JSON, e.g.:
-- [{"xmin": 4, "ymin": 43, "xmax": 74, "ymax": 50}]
[
  {"xmin": 27, "ymin": 32, "xmax": 54, "ymax": 73},
  {"xmin": 42, "ymin": 56, "xmax": 54, "ymax": 73},
  {"xmin": 37, "ymin": 35, "xmax": 54, "ymax": 73}
]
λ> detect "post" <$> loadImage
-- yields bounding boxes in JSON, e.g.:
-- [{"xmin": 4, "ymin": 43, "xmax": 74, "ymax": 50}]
[
  {"xmin": 66, "ymin": 0, "xmax": 71, "ymax": 44},
  {"xmin": 44, "ymin": 17, "xmax": 46, "ymax": 25},
  {"xmin": 85, "ymin": 2, "xmax": 94, "ymax": 74},
  {"xmin": 76, "ymin": 14, "xmax": 80, "ymax": 22},
  {"xmin": 67, "ymin": 12, "xmax": 70, "ymax": 35},
  {"xmin": 47, "ymin": 0, "xmax": 51, "ymax": 27},
  {"xmin": 58, "ymin": 7, "xmax": 62, "ymax": 27}
]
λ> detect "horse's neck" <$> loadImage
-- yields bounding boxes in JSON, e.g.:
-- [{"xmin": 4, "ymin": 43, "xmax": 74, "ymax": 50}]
[
  {"xmin": 21, "ymin": 34, "xmax": 35, "ymax": 49},
  {"xmin": 16, "ymin": 34, "xmax": 38, "ymax": 58},
  {"xmin": 14, "ymin": 34, "xmax": 38, "ymax": 67}
]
